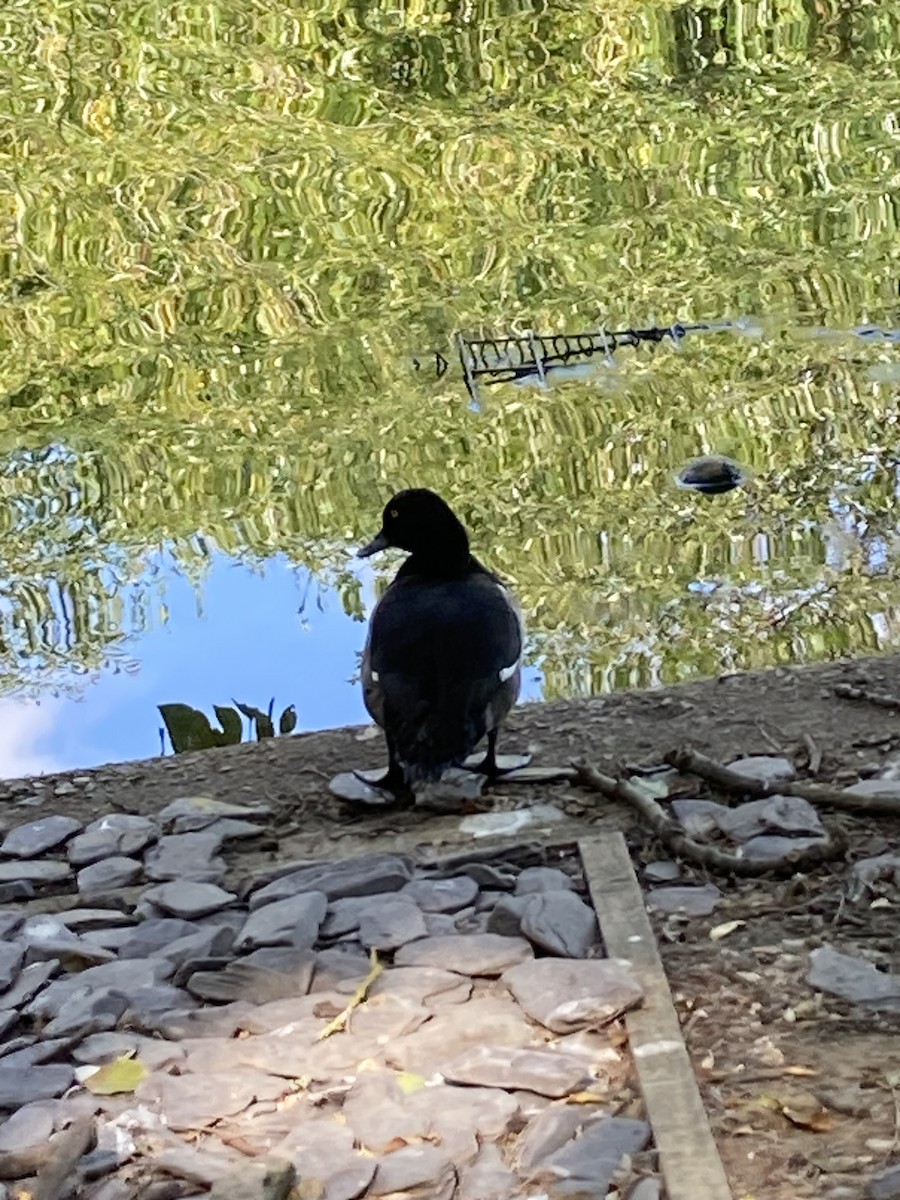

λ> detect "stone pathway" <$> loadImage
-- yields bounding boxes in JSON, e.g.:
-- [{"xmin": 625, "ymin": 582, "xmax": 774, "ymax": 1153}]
[{"xmin": 0, "ymin": 797, "xmax": 662, "ymax": 1200}]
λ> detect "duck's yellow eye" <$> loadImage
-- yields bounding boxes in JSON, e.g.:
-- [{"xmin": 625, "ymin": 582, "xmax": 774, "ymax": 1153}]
[{"xmin": 389, "ymin": 508, "xmax": 399, "ymax": 519}]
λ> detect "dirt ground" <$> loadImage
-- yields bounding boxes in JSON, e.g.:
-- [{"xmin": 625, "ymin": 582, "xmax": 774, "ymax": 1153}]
[{"xmin": 5, "ymin": 650, "xmax": 900, "ymax": 1200}]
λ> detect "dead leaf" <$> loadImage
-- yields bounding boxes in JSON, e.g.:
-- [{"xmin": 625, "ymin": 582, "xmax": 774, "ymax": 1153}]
[
  {"xmin": 83, "ymin": 1054, "xmax": 148, "ymax": 1095},
  {"xmin": 710, "ymin": 920, "xmax": 746, "ymax": 941},
  {"xmin": 565, "ymin": 1091, "xmax": 608, "ymax": 1105},
  {"xmin": 777, "ymin": 1090, "xmax": 837, "ymax": 1132}
]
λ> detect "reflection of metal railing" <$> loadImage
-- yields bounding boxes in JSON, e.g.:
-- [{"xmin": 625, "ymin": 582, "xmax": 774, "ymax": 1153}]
[{"xmin": 413, "ymin": 322, "xmax": 722, "ymax": 404}]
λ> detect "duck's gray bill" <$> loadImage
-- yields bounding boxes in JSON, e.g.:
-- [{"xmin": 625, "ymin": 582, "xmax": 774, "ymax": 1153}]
[{"xmin": 357, "ymin": 531, "xmax": 388, "ymax": 558}]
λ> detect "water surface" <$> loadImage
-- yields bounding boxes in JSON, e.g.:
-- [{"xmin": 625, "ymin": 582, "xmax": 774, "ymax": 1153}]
[{"xmin": 2, "ymin": 1, "xmax": 900, "ymax": 773}]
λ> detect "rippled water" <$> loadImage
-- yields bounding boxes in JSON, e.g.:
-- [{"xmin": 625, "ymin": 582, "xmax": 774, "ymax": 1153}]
[{"xmin": 1, "ymin": 1, "xmax": 900, "ymax": 773}]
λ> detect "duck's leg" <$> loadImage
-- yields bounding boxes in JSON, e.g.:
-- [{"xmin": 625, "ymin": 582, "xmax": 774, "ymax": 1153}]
[
  {"xmin": 354, "ymin": 735, "xmax": 412, "ymax": 798},
  {"xmin": 472, "ymin": 728, "xmax": 514, "ymax": 781}
]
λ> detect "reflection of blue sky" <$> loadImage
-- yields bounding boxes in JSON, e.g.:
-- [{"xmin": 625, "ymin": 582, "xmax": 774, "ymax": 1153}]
[{"xmin": 0, "ymin": 553, "xmax": 545, "ymax": 780}]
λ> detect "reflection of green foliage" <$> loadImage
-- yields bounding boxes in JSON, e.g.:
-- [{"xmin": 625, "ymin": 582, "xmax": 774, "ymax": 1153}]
[
  {"xmin": 159, "ymin": 699, "xmax": 297, "ymax": 753},
  {"xmin": 0, "ymin": 0, "xmax": 900, "ymax": 701}
]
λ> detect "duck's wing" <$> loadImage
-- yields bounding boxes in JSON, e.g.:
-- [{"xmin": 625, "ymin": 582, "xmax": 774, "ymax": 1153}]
[{"xmin": 367, "ymin": 573, "xmax": 522, "ymax": 778}]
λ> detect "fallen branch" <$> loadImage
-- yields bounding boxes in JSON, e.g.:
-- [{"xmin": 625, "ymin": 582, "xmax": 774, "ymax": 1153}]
[
  {"xmin": 573, "ymin": 761, "xmax": 846, "ymax": 877},
  {"xmin": 834, "ymin": 682, "xmax": 900, "ymax": 712},
  {"xmin": 315, "ymin": 948, "xmax": 382, "ymax": 1040},
  {"xmin": 667, "ymin": 747, "xmax": 900, "ymax": 818}
]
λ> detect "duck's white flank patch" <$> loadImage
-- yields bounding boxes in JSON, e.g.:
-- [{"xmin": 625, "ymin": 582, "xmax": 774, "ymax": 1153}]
[{"xmin": 499, "ymin": 662, "xmax": 518, "ymax": 683}]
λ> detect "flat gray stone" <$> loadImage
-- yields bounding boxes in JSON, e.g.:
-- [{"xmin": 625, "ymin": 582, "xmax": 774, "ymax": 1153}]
[
  {"xmin": 208, "ymin": 1156, "xmax": 296, "ymax": 1200},
  {"xmin": 119, "ymin": 917, "xmax": 201, "ymax": 958},
  {"xmin": 1, "ymin": 815, "xmax": 82, "ymax": 858},
  {"xmin": 163, "ymin": 924, "xmax": 236, "ymax": 969},
  {"xmin": 423, "ymin": 912, "xmax": 460, "ymax": 935},
  {"xmin": 25, "ymin": 956, "xmax": 173, "ymax": 1019},
  {"xmin": 401, "ymin": 876, "xmax": 479, "ymax": 912},
  {"xmin": 369, "ymin": 1144, "xmax": 456, "ymax": 1197},
  {"xmin": 0, "ymin": 1065, "xmax": 74, "ymax": 1109},
  {"xmin": 808, "ymin": 944, "xmax": 900, "ymax": 1011},
  {"xmin": 0, "ymin": 1100, "xmax": 56, "ymax": 1153},
  {"xmin": 739, "ymin": 835, "xmax": 829, "ymax": 862},
  {"xmin": 520, "ymin": 892, "xmax": 598, "ymax": 957},
  {"xmin": 504, "ymin": 958, "xmax": 643, "ymax": 1032},
  {"xmin": 395, "ymin": 934, "xmax": 533, "ymax": 976},
  {"xmin": 0, "ymin": 913, "xmax": 24, "ymax": 940},
  {"xmin": 441, "ymin": 1045, "xmax": 592, "ymax": 1097},
  {"xmin": 158, "ymin": 795, "xmax": 271, "ymax": 830},
  {"xmin": 725, "ymin": 754, "xmax": 796, "ymax": 787},
  {"xmin": 143, "ymin": 832, "xmax": 227, "ymax": 883},
  {"xmin": 0, "ymin": 960, "xmax": 58, "ymax": 1010},
  {"xmin": 515, "ymin": 867, "xmax": 576, "ymax": 895},
  {"xmin": 0, "ymin": 944, "xmax": 23, "ymax": 992},
  {"xmin": 457, "ymin": 1144, "xmax": 516, "ymax": 1200},
  {"xmin": 77, "ymin": 856, "xmax": 143, "ymax": 893},
  {"xmin": 0, "ymin": 860, "xmax": 70, "ymax": 884},
  {"xmin": 144, "ymin": 881, "xmax": 236, "ymax": 919},
  {"xmin": 647, "ymin": 885, "xmax": 723, "ymax": 916},
  {"xmin": 67, "ymin": 814, "xmax": 158, "ymax": 865},
  {"xmin": 248, "ymin": 854, "xmax": 415, "ymax": 909},
  {"xmin": 514, "ymin": 1106, "xmax": 598, "ymax": 1169},
  {"xmin": 670, "ymin": 799, "xmax": 730, "ymax": 839},
  {"xmin": 485, "ymin": 895, "xmax": 529, "ymax": 937},
  {"xmin": 870, "ymin": 1165, "xmax": 900, "ymax": 1199},
  {"xmin": 717, "ymin": 795, "xmax": 825, "ymax": 841},
  {"xmin": 187, "ymin": 950, "xmax": 315, "ymax": 1004},
  {"xmin": 530, "ymin": 1115, "xmax": 651, "ymax": 1195},
  {"xmin": 42, "ymin": 985, "xmax": 129, "ymax": 1038},
  {"xmin": 73, "ymin": 1031, "xmax": 185, "ymax": 1071},
  {"xmin": 321, "ymin": 891, "xmax": 411, "ymax": 938},
  {"xmin": 138, "ymin": 1070, "xmax": 288, "ymax": 1130},
  {"xmin": 236, "ymin": 891, "xmax": 327, "ymax": 951},
  {"xmin": 847, "ymin": 779, "xmax": 900, "ymax": 800},
  {"xmin": 47, "ymin": 908, "xmax": 137, "ymax": 933},
  {"xmin": 358, "ymin": 897, "xmax": 427, "ymax": 950},
  {"xmin": 643, "ymin": 860, "xmax": 682, "ymax": 883}
]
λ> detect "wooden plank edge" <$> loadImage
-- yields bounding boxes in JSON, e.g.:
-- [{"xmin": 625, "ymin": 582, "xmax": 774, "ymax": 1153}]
[{"xmin": 579, "ymin": 833, "xmax": 734, "ymax": 1200}]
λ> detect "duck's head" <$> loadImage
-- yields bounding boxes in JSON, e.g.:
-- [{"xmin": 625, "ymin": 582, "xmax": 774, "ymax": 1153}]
[{"xmin": 357, "ymin": 488, "xmax": 469, "ymax": 562}]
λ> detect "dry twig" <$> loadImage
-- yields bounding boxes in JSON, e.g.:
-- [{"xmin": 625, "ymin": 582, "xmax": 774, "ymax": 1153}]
[
  {"xmin": 667, "ymin": 746, "xmax": 900, "ymax": 817},
  {"xmin": 573, "ymin": 761, "xmax": 846, "ymax": 877},
  {"xmin": 315, "ymin": 948, "xmax": 382, "ymax": 1040}
]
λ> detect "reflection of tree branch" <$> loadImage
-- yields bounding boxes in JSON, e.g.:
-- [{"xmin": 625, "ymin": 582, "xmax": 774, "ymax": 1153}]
[
  {"xmin": 667, "ymin": 746, "xmax": 900, "ymax": 818},
  {"xmin": 573, "ymin": 760, "xmax": 846, "ymax": 877}
]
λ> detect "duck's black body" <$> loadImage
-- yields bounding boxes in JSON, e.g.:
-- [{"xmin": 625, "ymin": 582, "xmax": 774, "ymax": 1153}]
[{"xmin": 358, "ymin": 489, "xmax": 522, "ymax": 790}]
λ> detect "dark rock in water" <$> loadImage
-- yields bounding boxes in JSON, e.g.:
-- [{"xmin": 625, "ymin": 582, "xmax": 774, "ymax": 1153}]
[{"xmin": 676, "ymin": 454, "xmax": 747, "ymax": 495}]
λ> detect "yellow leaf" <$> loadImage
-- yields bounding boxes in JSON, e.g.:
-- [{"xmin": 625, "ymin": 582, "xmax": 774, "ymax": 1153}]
[
  {"xmin": 84, "ymin": 1055, "xmax": 149, "ymax": 1095},
  {"xmin": 395, "ymin": 1071, "xmax": 426, "ymax": 1094}
]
